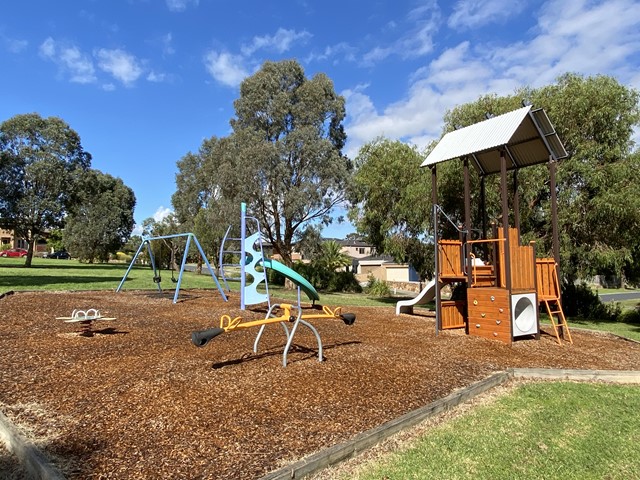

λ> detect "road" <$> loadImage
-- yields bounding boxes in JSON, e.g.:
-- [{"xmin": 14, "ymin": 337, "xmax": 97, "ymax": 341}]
[{"xmin": 599, "ymin": 291, "xmax": 640, "ymax": 302}]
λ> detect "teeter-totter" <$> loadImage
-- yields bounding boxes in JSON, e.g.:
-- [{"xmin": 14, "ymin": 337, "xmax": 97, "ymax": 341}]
[
  {"xmin": 192, "ymin": 303, "xmax": 356, "ymax": 367},
  {"xmin": 56, "ymin": 308, "xmax": 116, "ymax": 335}
]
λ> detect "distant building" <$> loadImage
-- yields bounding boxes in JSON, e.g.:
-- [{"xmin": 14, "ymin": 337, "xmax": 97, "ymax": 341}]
[{"xmin": 0, "ymin": 229, "xmax": 49, "ymax": 254}]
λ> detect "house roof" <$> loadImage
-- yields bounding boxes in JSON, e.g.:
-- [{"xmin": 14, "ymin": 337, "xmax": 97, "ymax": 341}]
[{"xmin": 420, "ymin": 105, "xmax": 568, "ymax": 175}]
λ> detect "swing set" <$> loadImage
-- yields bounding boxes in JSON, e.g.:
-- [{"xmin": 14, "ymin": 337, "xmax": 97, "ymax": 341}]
[{"xmin": 116, "ymin": 232, "xmax": 228, "ymax": 303}]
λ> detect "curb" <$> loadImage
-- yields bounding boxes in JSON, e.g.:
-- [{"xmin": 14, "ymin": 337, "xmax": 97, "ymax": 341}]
[
  {"xmin": 260, "ymin": 368, "xmax": 640, "ymax": 479},
  {"xmin": 0, "ymin": 410, "xmax": 65, "ymax": 480}
]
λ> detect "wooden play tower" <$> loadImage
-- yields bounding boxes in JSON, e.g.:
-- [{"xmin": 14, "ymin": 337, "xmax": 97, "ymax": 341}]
[{"xmin": 423, "ymin": 105, "xmax": 572, "ymax": 345}]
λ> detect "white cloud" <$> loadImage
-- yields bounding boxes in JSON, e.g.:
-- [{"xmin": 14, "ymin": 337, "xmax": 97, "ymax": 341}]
[
  {"xmin": 153, "ymin": 206, "xmax": 173, "ymax": 222},
  {"xmin": 2, "ymin": 35, "xmax": 28, "ymax": 53},
  {"xmin": 95, "ymin": 48, "xmax": 143, "ymax": 86},
  {"xmin": 203, "ymin": 50, "xmax": 249, "ymax": 88},
  {"xmin": 147, "ymin": 71, "xmax": 167, "ymax": 82},
  {"xmin": 241, "ymin": 28, "xmax": 312, "ymax": 56},
  {"xmin": 39, "ymin": 37, "xmax": 96, "ymax": 84},
  {"xmin": 343, "ymin": 0, "xmax": 640, "ymax": 158},
  {"xmin": 166, "ymin": 0, "xmax": 199, "ymax": 12},
  {"xmin": 448, "ymin": 0, "xmax": 528, "ymax": 29},
  {"xmin": 161, "ymin": 32, "xmax": 175, "ymax": 56}
]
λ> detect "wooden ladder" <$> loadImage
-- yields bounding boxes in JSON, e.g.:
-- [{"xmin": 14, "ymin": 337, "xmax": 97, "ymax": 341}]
[
  {"xmin": 536, "ymin": 258, "xmax": 573, "ymax": 346},
  {"xmin": 541, "ymin": 297, "xmax": 572, "ymax": 345}
]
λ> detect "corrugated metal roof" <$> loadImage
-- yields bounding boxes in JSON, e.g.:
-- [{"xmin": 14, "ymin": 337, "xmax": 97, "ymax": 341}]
[{"xmin": 420, "ymin": 105, "xmax": 567, "ymax": 175}]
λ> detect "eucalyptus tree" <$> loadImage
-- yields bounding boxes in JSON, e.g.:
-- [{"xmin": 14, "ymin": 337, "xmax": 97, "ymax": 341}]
[
  {"xmin": 436, "ymin": 74, "xmax": 640, "ymax": 284},
  {"xmin": 173, "ymin": 60, "xmax": 351, "ymax": 266},
  {"xmin": 0, "ymin": 113, "xmax": 91, "ymax": 266},
  {"xmin": 63, "ymin": 170, "xmax": 136, "ymax": 263}
]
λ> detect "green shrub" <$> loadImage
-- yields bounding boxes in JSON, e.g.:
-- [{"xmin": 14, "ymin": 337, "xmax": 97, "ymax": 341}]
[
  {"xmin": 365, "ymin": 274, "xmax": 391, "ymax": 297},
  {"xmin": 561, "ymin": 282, "xmax": 620, "ymax": 321}
]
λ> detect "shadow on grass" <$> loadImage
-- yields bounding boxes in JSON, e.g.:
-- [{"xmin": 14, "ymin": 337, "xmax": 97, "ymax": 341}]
[{"xmin": 0, "ymin": 275, "xmax": 124, "ymax": 288}]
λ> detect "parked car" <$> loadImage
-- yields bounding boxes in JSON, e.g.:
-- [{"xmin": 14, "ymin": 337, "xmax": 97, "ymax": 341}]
[
  {"xmin": 44, "ymin": 251, "xmax": 71, "ymax": 259},
  {"xmin": 0, "ymin": 248, "xmax": 28, "ymax": 258}
]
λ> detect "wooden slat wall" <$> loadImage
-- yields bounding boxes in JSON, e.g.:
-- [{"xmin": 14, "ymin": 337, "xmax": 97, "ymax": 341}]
[
  {"xmin": 536, "ymin": 258, "xmax": 558, "ymax": 300},
  {"xmin": 441, "ymin": 301, "xmax": 466, "ymax": 329},
  {"xmin": 439, "ymin": 240, "xmax": 464, "ymax": 278},
  {"xmin": 496, "ymin": 228, "xmax": 535, "ymax": 291}
]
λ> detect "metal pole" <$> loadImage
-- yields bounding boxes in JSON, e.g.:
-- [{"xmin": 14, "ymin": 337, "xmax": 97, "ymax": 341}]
[
  {"xmin": 116, "ymin": 240, "xmax": 146, "ymax": 292},
  {"xmin": 240, "ymin": 202, "xmax": 247, "ymax": 310},
  {"xmin": 193, "ymin": 235, "xmax": 228, "ymax": 301},
  {"xmin": 549, "ymin": 157, "xmax": 560, "ymax": 269},
  {"xmin": 172, "ymin": 234, "xmax": 192, "ymax": 303}
]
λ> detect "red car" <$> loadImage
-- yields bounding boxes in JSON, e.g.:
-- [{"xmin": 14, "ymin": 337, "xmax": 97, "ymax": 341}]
[{"xmin": 0, "ymin": 248, "xmax": 28, "ymax": 258}]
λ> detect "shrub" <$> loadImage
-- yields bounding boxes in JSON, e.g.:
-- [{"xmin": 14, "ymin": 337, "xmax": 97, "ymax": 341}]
[
  {"xmin": 561, "ymin": 282, "xmax": 620, "ymax": 321},
  {"xmin": 365, "ymin": 274, "xmax": 391, "ymax": 297}
]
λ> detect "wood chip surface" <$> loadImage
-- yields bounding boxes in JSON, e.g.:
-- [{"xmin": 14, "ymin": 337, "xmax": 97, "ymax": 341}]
[{"xmin": 1, "ymin": 290, "xmax": 639, "ymax": 479}]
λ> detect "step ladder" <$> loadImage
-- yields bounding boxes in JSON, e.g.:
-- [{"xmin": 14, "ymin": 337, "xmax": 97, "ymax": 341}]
[
  {"xmin": 541, "ymin": 297, "xmax": 572, "ymax": 345},
  {"xmin": 536, "ymin": 258, "xmax": 573, "ymax": 346}
]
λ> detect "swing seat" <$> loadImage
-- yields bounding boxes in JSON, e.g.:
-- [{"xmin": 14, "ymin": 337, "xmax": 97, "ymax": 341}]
[{"xmin": 153, "ymin": 275, "xmax": 162, "ymax": 284}]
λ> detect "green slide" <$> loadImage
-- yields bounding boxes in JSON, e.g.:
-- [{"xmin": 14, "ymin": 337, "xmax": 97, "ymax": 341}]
[{"xmin": 262, "ymin": 258, "xmax": 320, "ymax": 302}]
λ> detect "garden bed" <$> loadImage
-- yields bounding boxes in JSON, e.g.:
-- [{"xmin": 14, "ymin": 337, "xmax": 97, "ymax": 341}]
[{"xmin": 1, "ymin": 290, "xmax": 639, "ymax": 479}]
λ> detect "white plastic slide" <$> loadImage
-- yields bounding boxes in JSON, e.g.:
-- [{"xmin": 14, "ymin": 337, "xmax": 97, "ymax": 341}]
[{"xmin": 395, "ymin": 278, "xmax": 439, "ymax": 315}]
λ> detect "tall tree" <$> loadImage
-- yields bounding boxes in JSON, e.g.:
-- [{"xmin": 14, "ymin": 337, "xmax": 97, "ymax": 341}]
[
  {"xmin": 0, "ymin": 113, "xmax": 91, "ymax": 266},
  {"xmin": 348, "ymin": 138, "xmax": 434, "ymax": 279},
  {"xmin": 174, "ymin": 60, "xmax": 352, "ymax": 266},
  {"xmin": 63, "ymin": 170, "xmax": 136, "ymax": 263}
]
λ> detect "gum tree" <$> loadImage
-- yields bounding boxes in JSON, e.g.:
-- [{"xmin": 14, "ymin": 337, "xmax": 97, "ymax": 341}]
[{"xmin": 0, "ymin": 113, "xmax": 91, "ymax": 266}]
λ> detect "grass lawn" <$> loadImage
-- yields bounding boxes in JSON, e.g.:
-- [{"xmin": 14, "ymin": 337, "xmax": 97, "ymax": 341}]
[{"xmin": 345, "ymin": 382, "xmax": 640, "ymax": 480}]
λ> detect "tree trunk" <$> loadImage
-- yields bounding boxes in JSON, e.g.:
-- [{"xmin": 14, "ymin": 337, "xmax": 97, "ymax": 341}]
[{"xmin": 24, "ymin": 236, "xmax": 36, "ymax": 267}]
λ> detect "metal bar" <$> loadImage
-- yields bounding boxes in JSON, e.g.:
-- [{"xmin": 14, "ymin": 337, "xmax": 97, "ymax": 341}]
[
  {"xmin": 240, "ymin": 202, "xmax": 247, "ymax": 310},
  {"xmin": 116, "ymin": 239, "xmax": 146, "ymax": 292},
  {"xmin": 192, "ymin": 235, "xmax": 228, "ymax": 301},
  {"xmin": 172, "ymin": 234, "xmax": 192, "ymax": 303}
]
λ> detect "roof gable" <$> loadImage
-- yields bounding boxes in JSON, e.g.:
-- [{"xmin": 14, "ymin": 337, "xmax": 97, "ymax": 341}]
[{"xmin": 420, "ymin": 106, "xmax": 568, "ymax": 175}]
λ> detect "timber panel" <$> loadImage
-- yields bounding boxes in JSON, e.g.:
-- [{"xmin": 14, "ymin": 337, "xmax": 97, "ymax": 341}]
[
  {"xmin": 441, "ymin": 300, "xmax": 466, "ymax": 329},
  {"xmin": 467, "ymin": 287, "xmax": 511, "ymax": 344},
  {"xmin": 495, "ymin": 227, "xmax": 535, "ymax": 291},
  {"xmin": 536, "ymin": 258, "xmax": 559, "ymax": 300},
  {"xmin": 439, "ymin": 240, "xmax": 464, "ymax": 279}
]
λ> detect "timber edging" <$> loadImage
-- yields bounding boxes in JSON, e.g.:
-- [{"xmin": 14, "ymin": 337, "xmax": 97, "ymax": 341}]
[
  {"xmin": 260, "ymin": 367, "xmax": 640, "ymax": 480},
  {"xmin": 2, "ymin": 368, "xmax": 638, "ymax": 480}
]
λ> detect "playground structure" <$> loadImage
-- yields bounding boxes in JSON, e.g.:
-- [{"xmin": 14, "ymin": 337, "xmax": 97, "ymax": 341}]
[
  {"xmin": 56, "ymin": 308, "xmax": 116, "ymax": 336},
  {"xmin": 116, "ymin": 232, "xmax": 228, "ymax": 304},
  {"xmin": 192, "ymin": 203, "xmax": 355, "ymax": 366},
  {"xmin": 397, "ymin": 105, "xmax": 572, "ymax": 345}
]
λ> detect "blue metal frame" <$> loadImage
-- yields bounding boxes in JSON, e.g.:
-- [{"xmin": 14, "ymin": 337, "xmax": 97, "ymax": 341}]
[{"xmin": 116, "ymin": 233, "xmax": 227, "ymax": 303}]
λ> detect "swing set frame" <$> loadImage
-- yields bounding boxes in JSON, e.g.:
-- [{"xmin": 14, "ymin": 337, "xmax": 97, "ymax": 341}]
[{"xmin": 116, "ymin": 233, "xmax": 228, "ymax": 303}]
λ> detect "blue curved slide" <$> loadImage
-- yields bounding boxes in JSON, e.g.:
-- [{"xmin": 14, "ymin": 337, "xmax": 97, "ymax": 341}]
[{"xmin": 262, "ymin": 258, "xmax": 321, "ymax": 302}]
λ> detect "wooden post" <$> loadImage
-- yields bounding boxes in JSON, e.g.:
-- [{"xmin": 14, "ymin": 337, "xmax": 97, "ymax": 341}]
[
  {"xmin": 549, "ymin": 157, "xmax": 560, "ymax": 270},
  {"xmin": 432, "ymin": 165, "xmax": 441, "ymax": 335},
  {"xmin": 464, "ymin": 157, "xmax": 472, "ymax": 285},
  {"xmin": 500, "ymin": 150, "xmax": 512, "ymax": 292},
  {"xmin": 513, "ymin": 168, "xmax": 521, "ymax": 238}
]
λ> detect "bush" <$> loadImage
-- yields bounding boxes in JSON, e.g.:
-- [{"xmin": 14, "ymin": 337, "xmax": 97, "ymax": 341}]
[
  {"xmin": 290, "ymin": 261, "xmax": 362, "ymax": 293},
  {"xmin": 365, "ymin": 275, "xmax": 391, "ymax": 297},
  {"xmin": 561, "ymin": 282, "xmax": 620, "ymax": 321}
]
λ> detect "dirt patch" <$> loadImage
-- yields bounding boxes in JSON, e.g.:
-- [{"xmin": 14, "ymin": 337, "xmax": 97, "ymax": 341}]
[{"xmin": 1, "ymin": 290, "xmax": 639, "ymax": 479}]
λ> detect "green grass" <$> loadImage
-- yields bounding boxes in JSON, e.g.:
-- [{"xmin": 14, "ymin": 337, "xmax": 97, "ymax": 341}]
[
  {"xmin": 347, "ymin": 382, "xmax": 640, "ymax": 480},
  {"xmin": 567, "ymin": 318, "xmax": 640, "ymax": 342},
  {"xmin": 0, "ymin": 257, "xmax": 223, "ymax": 292}
]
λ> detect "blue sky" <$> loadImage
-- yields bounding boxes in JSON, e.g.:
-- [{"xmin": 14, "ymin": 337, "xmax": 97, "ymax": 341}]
[{"xmin": 1, "ymin": 0, "xmax": 639, "ymax": 239}]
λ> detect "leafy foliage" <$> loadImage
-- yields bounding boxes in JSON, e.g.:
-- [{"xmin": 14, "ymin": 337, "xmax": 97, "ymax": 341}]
[
  {"xmin": 63, "ymin": 170, "xmax": 136, "ymax": 263},
  {"xmin": 365, "ymin": 274, "xmax": 391, "ymax": 297},
  {"xmin": 348, "ymin": 138, "xmax": 433, "ymax": 279},
  {"xmin": 0, "ymin": 113, "xmax": 91, "ymax": 265},
  {"xmin": 172, "ymin": 60, "xmax": 352, "ymax": 266}
]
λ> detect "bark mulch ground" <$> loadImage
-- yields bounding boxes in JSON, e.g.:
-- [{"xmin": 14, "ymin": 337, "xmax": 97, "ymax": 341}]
[{"xmin": 1, "ymin": 289, "xmax": 639, "ymax": 479}]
